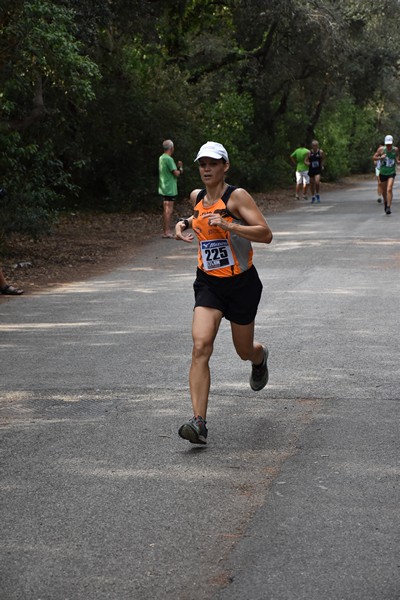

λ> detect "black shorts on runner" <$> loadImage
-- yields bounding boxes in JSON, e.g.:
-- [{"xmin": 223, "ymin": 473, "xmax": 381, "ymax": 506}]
[
  {"xmin": 308, "ymin": 169, "xmax": 321, "ymax": 177},
  {"xmin": 379, "ymin": 173, "xmax": 396, "ymax": 183},
  {"xmin": 161, "ymin": 195, "xmax": 177, "ymax": 201},
  {"xmin": 193, "ymin": 265, "xmax": 263, "ymax": 325}
]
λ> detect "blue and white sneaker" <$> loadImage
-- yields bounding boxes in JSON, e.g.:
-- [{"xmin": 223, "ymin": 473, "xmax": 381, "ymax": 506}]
[{"xmin": 178, "ymin": 416, "xmax": 208, "ymax": 444}]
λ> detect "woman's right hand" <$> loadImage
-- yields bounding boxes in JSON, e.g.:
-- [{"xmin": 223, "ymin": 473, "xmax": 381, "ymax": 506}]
[{"xmin": 175, "ymin": 221, "xmax": 194, "ymax": 243}]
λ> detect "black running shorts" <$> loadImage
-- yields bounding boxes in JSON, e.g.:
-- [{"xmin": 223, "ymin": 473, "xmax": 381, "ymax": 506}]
[
  {"xmin": 379, "ymin": 173, "xmax": 396, "ymax": 182},
  {"xmin": 193, "ymin": 265, "xmax": 263, "ymax": 325}
]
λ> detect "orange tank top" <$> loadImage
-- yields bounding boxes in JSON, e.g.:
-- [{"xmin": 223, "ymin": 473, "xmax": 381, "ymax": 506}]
[{"xmin": 192, "ymin": 185, "xmax": 253, "ymax": 278}]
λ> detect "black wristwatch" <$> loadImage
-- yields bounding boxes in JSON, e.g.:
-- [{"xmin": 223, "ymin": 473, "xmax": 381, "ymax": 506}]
[{"xmin": 181, "ymin": 218, "xmax": 190, "ymax": 230}]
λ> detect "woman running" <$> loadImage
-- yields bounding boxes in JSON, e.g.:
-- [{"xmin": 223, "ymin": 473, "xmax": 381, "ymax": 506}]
[
  {"xmin": 307, "ymin": 140, "xmax": 325, "ymax": 203},
  {"xmin": 373, "ymin": 135, "xmax": 400, "ymax": 215},
  {"xmin": 175, "ymin": 141, "xmax": 273, "ymax": 444}
]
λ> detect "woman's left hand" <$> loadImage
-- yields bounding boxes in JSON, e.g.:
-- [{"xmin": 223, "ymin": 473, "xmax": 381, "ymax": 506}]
[{"xmin": 208, "ymin": 214, "xmax": 228, "ymax": 230}]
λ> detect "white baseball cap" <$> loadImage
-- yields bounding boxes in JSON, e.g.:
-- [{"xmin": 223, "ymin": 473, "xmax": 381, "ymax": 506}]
[
  {"xmin": 194, "ymin": 141, "xmax": 229, "ymax": 162},
  {"xmin": 384, "ymin": 135, "xmax": 393, "ymax": 144}
]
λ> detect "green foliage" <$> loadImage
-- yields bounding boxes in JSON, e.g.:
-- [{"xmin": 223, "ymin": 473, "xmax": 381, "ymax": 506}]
[
  {"xmin": 317, "ymin": 98, "xmax": 377, "ymax": 180},
  {"xmin": 0, "ymin": 0, "xmax": 99, "ymax": 238},
  {"xmin": 2, "ymin": 0, "xmax": 400, "ymax": 239},
  {"xmin": 0, "ymin": 131, "xmax": 77, "ymax": 238},
  {"xmin": 1, "ymin": 1, "xmax": 99, "ymax": 114},
  {"xmin": 198, "ymin": 91, "xmax": 255, "ymax": 183}
]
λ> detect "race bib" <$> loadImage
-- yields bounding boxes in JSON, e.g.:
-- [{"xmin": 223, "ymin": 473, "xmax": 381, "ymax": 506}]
[
  {"xmin": 311, "ymin": 160, "xmax": 319, "ymax": 168},
  {"xmin": 384, "ymin": 157, "xmax": 395, "ymax": 167},
  {"xmin": 200, "ymin": 239, "xmax": 234, "ymax": 271}
]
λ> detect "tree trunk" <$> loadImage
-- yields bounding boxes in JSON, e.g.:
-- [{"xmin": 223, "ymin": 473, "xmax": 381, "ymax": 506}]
[{"xmin": 10, "ymin": 76, "xmax": 46, "ymax": 131}]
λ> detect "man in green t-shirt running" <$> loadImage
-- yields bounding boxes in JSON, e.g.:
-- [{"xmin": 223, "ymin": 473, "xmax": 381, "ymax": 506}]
[
  {"xmin": 373, "ymin": 134, "xmax": 400, "ymax": 215},
  {"xmin": 290, "ymin": 144, "xmax": 310, "ymax": 200},
  {"xmin": 158, "ymin": 140, "xmax": 183, "ymax": 237}
]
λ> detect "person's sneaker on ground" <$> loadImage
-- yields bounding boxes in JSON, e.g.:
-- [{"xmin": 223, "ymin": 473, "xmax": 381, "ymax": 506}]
[
  {"xmin": 316, "ymin": 194, "xmax": 321, "ymax": 203},
  {"xmin": 384, "ymin": 200, "xmax": 387, "ymax": 212},
  {"xmin": 377, "ymin": 197, "xmax": 382, "ymax": 203},
  {"xmin": 311, "ymin": 196, "xmax": 316, "ymax": 204},
  {"xmin": 295, "ymin": 194, "xmax": 300, "ymax": 200},
  {"xmin": 178, "ymin": 415, "xmax": 208, "ymax": 444},
  {"xmin": 386, "ymin": 207, "xmax": 391, "ymax": 215},
  {"xmin": 250, "ymin": 346, "xmax": 269, "ymax": 391}
]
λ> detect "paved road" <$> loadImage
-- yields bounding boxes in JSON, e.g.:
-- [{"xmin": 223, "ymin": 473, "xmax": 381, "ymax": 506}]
[{"xmin": 1, "ymin": 180, "xmax": 399, "ymax": 600}]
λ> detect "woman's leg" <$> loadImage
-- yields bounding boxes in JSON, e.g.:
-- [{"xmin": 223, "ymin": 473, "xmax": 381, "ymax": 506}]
[
  {"xmin": 314, "ymin": 173, "xmax": 321, "ymax": 195},
  {"xmin": 190, "ymin": 306, "xmax": 223, "ymax": 419},
  {"xmin": 380, "ymin": 178, "xmax": 388, "ymax": 207},
  {"xmin": 231, "ymin": 320, "xmax": 268, "ymax": 390},
  {"xmin": 387, "ymin": 177, "xmax": 395, "ymax": 208},
  {"xmin": 310, "ymin": 176, "xmax": 316, "ymax": 198},
  {"xmin": 377, "ymin": 176, "xmax": 382, "ymax": 200},
  {"xmin": 230, "ymin": 320, "xmax": 264, "ymax": 364}
]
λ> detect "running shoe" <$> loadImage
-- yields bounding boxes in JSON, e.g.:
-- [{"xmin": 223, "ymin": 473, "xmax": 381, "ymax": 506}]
[
  {"xmin": 311, "ymin": 196, "xmax": 316, "ymax": 204},
  {"xmin": 316, "ymin": 194, "xmax": 321, "ymax": 203},
  {"xmin": 250, "ymin": 346, "xmax": 269, "ymax": 391},
  {"xmin": 377, "ymin": 198, "xmax": 382, "ymax": 203},
  {"xmin": 178, "ymin": 415, "xmax": 208, "ymax": 444},
  {"xmin": 386, "ymin": 207, "xmax": 391, "ymax": 215}
]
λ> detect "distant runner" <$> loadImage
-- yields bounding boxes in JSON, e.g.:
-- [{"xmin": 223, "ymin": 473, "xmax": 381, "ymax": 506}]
[
  {"xmin": 306, "ymin": 140, "xmax": 325, "ymax": 203},
  {"xmin": 373, "ymin": 135, "xmax": 400, "ymax": 215},
  {"xmin": 374, "ymin": 146, "xmax": 383, "ymax": 204},
  {"xmin": 290, "ymin": 144, "xmax": 310, "ymax": 200}
]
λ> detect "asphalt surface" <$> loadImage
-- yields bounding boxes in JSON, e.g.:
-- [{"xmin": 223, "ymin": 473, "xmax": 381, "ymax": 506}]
[{"xmin": 0, "ymin": 179, "xmax": 399, "ymax": 600}]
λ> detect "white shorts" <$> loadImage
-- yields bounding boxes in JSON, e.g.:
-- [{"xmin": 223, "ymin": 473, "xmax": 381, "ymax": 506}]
[
  {"xmin": 296, "ymin": 170, "xmax": 310, "ymax": 185},
  {"xmin": 375, "ymin": 167, "xmax": 380, "ymax": 177}
]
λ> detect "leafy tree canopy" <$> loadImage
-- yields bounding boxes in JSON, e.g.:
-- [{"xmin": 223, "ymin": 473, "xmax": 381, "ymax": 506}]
[{"xmin": 2, "ymin": 0, "xmax": 400, "ymax": 237}]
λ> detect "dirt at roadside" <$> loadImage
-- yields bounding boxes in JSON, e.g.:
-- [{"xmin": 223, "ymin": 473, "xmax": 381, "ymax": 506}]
[{"xmin": 0, "ymin": 179, "xmax": 359, "ymax": 296}]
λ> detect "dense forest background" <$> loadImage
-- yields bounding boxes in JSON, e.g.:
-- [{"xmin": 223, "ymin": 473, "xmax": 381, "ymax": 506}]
[{"xmin": 2, "ymin": 0, "xmax": 400, "ymax": 238}]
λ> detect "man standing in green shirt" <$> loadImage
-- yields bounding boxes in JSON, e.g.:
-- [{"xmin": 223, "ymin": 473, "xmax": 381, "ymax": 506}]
[
  {"xmin": 158, "ymin": 139, "xmax": 183, "ymax": 237},
  {"xmin": 290, "ymin": 144, "xmax": 310, "ymax": 200}
]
